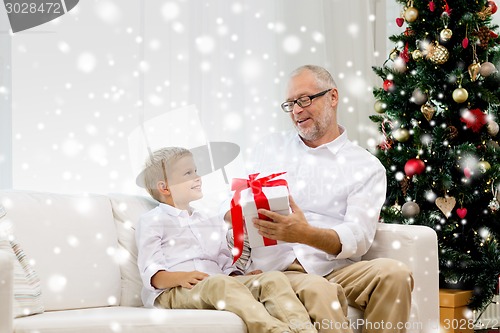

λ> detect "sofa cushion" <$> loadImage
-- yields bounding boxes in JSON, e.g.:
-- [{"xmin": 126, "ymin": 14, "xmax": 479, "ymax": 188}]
[
  {"xmin": 13, "ymin": 306, "xmax": 247, "ymax": 333},
  {"xmin": 0, "ymin": 233, "xmax": 44, "ymax": 318},
  {"xmin": 108, "ymin": 194, "xmax": 157, "ymax": 307},
  {"xmin": 0, "ymin": 191, "xmax": 122, "ymax": 311}
]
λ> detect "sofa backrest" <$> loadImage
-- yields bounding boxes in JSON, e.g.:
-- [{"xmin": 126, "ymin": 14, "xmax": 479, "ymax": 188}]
[
  {"xmin": 0, "ymin": 190, "xmax": 122, "ymax": 311},
  {"xmin": 108, "ymin": 193, "xmax": 157, "ymax": 307}
]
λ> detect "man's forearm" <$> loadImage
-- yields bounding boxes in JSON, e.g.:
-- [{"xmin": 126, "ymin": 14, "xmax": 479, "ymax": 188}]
[{"xmin": 302, "ymin": 225, "xmax": 342, "ymax": 255}]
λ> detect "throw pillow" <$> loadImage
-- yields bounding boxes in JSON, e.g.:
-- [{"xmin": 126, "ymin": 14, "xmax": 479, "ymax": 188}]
[{"xmin": 0, "ymin": 226, "xmax": 44, "ymax": 318}]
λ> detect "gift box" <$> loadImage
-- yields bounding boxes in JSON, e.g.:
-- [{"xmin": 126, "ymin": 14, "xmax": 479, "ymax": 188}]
[
  {"xmin": 439, "ymin": 289, "xmax": 473, "ymax": 333},
  {"xmin": 239, "ymin": 185, "xmax": 290, "ymax": 248}
]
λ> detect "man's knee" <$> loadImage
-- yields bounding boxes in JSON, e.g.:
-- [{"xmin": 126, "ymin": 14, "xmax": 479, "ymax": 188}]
[{"xmin": 371, "ymin": 258, "xmax": 413, "ymax": 290}]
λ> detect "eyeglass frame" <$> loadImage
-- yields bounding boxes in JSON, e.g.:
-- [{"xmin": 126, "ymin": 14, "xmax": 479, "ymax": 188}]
[{"xmin": 280, "ymin": 89, "xmax": 332, "ymax": 113}]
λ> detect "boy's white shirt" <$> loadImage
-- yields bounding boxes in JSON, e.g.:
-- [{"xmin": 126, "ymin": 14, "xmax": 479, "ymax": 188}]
[{"xmin": 136, "ymin": 203, "xmax": 241, "ymax": 308}]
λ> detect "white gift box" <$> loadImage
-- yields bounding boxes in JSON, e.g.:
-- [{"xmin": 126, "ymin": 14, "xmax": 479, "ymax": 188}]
[{"xmin": 239, "ymin": 185, "xmax": 290, "ymax": 248}]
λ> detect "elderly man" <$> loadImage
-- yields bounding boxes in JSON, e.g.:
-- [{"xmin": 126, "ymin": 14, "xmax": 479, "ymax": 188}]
[{"xmin": 230, "ymin": 65, "xmax": 413, "ymax": 333}]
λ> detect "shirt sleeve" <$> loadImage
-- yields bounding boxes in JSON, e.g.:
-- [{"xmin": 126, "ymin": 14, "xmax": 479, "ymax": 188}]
[
  {"xmin": 332, "ymin": 163, "xmax": 387, "ymax": 259},
  {"xmin": 136, "ymin": 211, "xmax": 169, "ymax": 291}
]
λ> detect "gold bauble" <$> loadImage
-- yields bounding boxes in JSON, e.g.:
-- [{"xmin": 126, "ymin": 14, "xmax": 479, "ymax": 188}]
[
  {"xmin": 426, "ymin": 43, "xmax": 449, "ymax": 65},
  {"xmin": 392, "ymin": 128, "xmax": 410, "ymax": 142},
  {"xmin": 452, "ymin": 87, "xmax": 468, "ymax": 103},
  {"xmin": 404, "ymin": 7, "xmax": 419, "ymax": 22},
  {"xmin": 468, "ymin": 62, "xmax": 481, "ymax": 82},
  {"xmin": 440, "ymin": 28, "xmax": 453, "ymax": 42},
  {"xmin": 477, "ymin": 161, "xmax": 491, "ymax": 173},
  {"xmin": 479, "ymin": 62, "xmax": 498, "ymax": 77},
  {"xmin": 389, "ymin": 49, "xmax": 399, "ymax": 61},
  {"xmin": 374, "ymin": 100, "xmax": 386, "ymax": 114},
  {"xmin": 487, "ymin": 120, "xmax": 499, "ymax": 137},
  {"xmin": 412, "ymin": 50, "xmax": 423, "ymax": 60}
]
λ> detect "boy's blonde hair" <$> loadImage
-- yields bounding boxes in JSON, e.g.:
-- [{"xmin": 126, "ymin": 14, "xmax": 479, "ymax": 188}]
[{"xmin": 142, "ymin": 147, "xmax": 192, "ymax": 201}]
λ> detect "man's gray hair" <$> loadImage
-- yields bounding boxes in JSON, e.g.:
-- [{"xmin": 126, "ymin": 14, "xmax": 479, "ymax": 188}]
[
  {"xmin": 142, "ymin": 147, "xmax": 192, "ymax": 201},
  {"xmin": 290, "ymin": 65, "xmax": 337, "ymax": 90}
]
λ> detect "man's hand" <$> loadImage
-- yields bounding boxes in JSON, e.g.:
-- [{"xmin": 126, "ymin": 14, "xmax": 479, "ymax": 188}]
[
  {"xmin": 253, "ymin": 195, "xmax": 342, "ymax": 255},
  {"xmin": 253, "ymin": 195, "xmax": 310, "ymax": 243}
]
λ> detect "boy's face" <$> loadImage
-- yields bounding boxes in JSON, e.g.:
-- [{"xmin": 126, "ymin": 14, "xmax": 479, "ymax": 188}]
[{"xmin": 166, "ymin": 155, "xmax": 203, "ymax": 208}]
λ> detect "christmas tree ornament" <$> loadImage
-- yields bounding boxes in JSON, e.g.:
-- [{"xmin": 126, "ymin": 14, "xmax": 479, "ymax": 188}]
[
  {"xmin": 404, "ymin": 1, "xmax": 419, "ymax": 22},
  {"xmin": 374, "ymin": 100, "xmax": 386, "ymax": 114},
  {"xmin": 478, "ymin": 161, "xmax": 491, "ymax": 173},
  {"xmin": 429, "ymin": 1, "xmax": 436, "ymax": 12},
  {"xmin": 476, "ymin": 26, "xmax": 491, "ymax": 48},
  {"xmin": 426, "ymin": 42, "xmax": 449, "ymax": 64},
  {"xmin": 392, "ymin": 128, "xmax": 410, "ymax": 142},
  {"xmin": 440, "ymin": 28, "xmax": 453, "ymax": 42},
  {"xmin": 393, "ymin": 57, "xmax": 407, "ymax": 73},
  {"xmin": 396, "ymin": 17, "xmax": 404, "ymax": 27},
  {"xmin": 456, "ymin": 207, "xmax": 468, "ymax": 219},
  {"xmin": 464, "ymin": 167, "xmax": 472, "ymax": 179},
  {"xmin": 489, "ymin": 183, "xmax": 499, "ymax": 212},
  {"xmin": 402, "ymin": 201, "xmax": 420, "ymax": 218},
  {"xmin": 487, "ymin": 0, "xmax": 498, "ymax": 14},
  {"xmin": 487, "ymin": 120, "xmax": 499, "ymax": 137},
  {"xmin": 389, "ymin": 48, "xmax": 400, "ymax": 61},
  {"xmin": 412, "ymin": 49, "xmax": 423, "ymax": 60},
  {"xmin": 462, "ymin": 37, "xmax": 469, "ymax": 49},
  {"xmin": 446, "ymin": 126, "xmax": 458, "ymax": 140},
  {"xmin": 460, "ymin": 108, "xmax": 488, "ymax": 132},
  {"xmin": 404, "ymin": 158, "xmax": 426, "ymax": 177},
  {"xmin": 400, "ymin": 177, "xmax": 410, "ymax": 196},
  {"xmin": 468, "ymin": 61, "xmax": 481, "ymax": 82},
  {"xmin": 435, "ymin": 196, "xmax": 456, "ymax": 218},
  {"xmin": 452, "ymin": 87, "xmax": 468, "ymax": 103},
  {"xmin": 383, "ymin": 79, "xmax": 394, "ymax": 92},
  {"xmin": 391, "ymin": 202, "xmax": 402, "ymax": 213},
  {"xmin": 411, "ymin": 88, "xmax": 427, "ymax": 105},
  {"xmin": 479, "ymin": 62, "xmax": 498, "ymax": 77},
  {"xmin": 421, "ymin": 103, "xmax": 436, "ymax": 121}
]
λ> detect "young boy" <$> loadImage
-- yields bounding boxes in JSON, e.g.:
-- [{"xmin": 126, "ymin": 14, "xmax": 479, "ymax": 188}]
[{"xmin": 136, "ymin": 147, "xmax": 316, "ymax": 333}]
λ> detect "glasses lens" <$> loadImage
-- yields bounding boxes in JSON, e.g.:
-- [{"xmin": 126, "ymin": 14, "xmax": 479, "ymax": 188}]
[
  {"xmin": 281, "ymin": 102, "xmax": 294, "ymax": 112},
  {"xmin": 296, "ymin": 96, "xmax": 311, "ymax": 108}
]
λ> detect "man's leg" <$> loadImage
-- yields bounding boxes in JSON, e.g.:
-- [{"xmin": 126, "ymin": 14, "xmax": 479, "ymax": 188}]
[
  {"xmin": 156, "ymin": 274, "xmax": 292, "ymax": 333},
  {"xmin": 284, "ymin": 261, "xmax": 353, "ymax": 333},
  {"xmin": 325, "ymin": 258, "xmax": 413, "ymax": 333}
]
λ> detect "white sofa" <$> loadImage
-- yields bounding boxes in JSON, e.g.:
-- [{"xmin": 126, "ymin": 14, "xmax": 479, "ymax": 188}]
[{"xmin": 0, "ymin": 190, "xmax": 440, "ymax": 333}]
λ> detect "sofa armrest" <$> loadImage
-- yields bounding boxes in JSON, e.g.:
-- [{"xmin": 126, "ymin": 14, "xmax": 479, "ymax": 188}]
[
  {"xmin": 0, "ymin": 249, "xmax": 14, "ymax": 333},
  {"xmin": 362, "ymin": 223, "xmax": 439, "ymax": 333}
]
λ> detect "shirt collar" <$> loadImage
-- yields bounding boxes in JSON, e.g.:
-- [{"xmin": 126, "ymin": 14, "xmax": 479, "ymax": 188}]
[
  {"xmin": 295, "ymin": 125, "xmax": 348, "ymax": 155},
  {"xmin": 159, "ymin": 203, "xmax": 198, "ymax": 218}
]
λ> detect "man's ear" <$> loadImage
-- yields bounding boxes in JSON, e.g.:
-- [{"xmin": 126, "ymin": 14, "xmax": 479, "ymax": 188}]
[
  {"xmin": 330, "ymin": 88, "xmax": 339, "ymax": 109},
  {"xmin": 156, "ymin": 181, "xmax": 170, "ymax": 195}
]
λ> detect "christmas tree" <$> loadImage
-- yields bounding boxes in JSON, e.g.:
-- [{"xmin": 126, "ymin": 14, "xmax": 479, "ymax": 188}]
[{"xmin": 371, "ymin": 0, "xmax": 500, "ymax": 311}]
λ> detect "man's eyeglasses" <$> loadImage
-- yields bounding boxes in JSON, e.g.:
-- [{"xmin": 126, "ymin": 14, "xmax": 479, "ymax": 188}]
[{"xmin": 280, "ymin": 89, "xmax": 331, "ymax": 113}]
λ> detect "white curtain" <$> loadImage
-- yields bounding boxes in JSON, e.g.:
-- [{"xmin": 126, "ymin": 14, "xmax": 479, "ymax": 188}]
[{"xmin": 3, "ymin": 0, "xmax": 386, "ymax": 194}]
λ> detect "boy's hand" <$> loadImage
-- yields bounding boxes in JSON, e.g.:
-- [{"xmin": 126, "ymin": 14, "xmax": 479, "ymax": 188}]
[
  {"xmin": 245, "ymin": 270, "xmax": 262, "ymax": 275},
  {"xmin": 177, "ymin": 271, "xmax": 209, "ymax": 289}
]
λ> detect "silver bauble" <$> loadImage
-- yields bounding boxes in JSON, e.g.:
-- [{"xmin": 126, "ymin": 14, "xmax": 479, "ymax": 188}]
[{"xmin": 402, "ymin": 202, "xmax": 420, "ymax": 218}]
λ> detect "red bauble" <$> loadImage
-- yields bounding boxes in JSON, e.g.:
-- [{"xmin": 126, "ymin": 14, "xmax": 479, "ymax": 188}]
[
  {"xmin": 462, "ymin": 37, "xmax": 469, "ymax": 48},
  {"xmin": 488, "ymin": 0, "xmax": 497, "ymax": 14},
  {"xmin": 404, "ymin": 159, "xmax": 426, "ymax": 177},
  {"xmin": 383, "ymin": 80, "xmax": 394, "ymax": 92}
]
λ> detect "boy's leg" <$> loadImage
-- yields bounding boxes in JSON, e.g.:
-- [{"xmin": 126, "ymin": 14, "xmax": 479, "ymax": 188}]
[
  {"xmin": 283, "ymin": 269, "xmax": 352, "ymax": 333},
  {"xmin": 235, "ymin": 271, "xmax": 317, "ymax": 333},
  {"xmin": 155, "ymin": 274, "xmax": 292, "ymax": 333},
  {"xmin": 325, "ymin": 258, "xmax": 413, "ymax": 333}
]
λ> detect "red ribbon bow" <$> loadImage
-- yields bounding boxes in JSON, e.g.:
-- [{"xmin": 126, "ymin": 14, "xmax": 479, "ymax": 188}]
[{"xmin": 230, "ymin": 172, "xmax": 288, "ymax": 263}]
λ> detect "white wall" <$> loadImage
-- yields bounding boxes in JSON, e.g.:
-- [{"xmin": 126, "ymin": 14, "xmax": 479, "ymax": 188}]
[{"xmin": 0, "ymin": 7, "xmax": 12, "ymax": 189}]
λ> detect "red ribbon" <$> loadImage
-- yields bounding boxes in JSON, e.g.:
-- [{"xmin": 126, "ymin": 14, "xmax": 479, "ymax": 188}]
[{"xmin": 230, "ymin": 172, "xmax": 287, "ymax": 263}]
